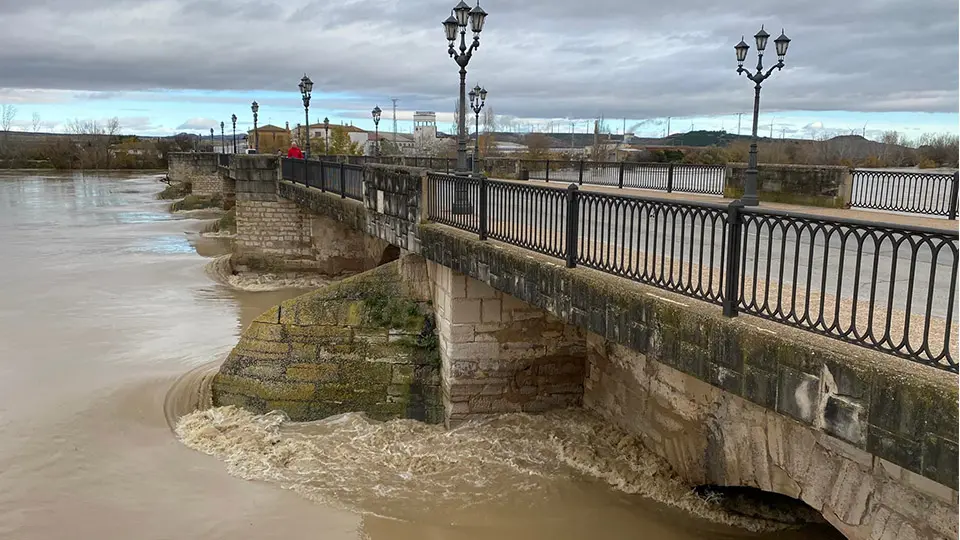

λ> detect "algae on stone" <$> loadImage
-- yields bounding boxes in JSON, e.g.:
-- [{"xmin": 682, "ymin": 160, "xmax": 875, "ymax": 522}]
[{"xmin": 212, "ymin": 260, "xmax": 443, "ymax": 423}]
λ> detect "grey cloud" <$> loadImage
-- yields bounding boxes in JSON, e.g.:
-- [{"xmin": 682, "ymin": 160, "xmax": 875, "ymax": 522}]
[{"xmin": 0, "ymin": 0, "xmax": 955, "ymax": 121}]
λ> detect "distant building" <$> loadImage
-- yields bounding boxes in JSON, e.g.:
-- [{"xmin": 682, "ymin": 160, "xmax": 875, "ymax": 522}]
[
  {"xmin": 247, "ymin": 124, "xmax": 290, "ymax": 154},
  {"xmin": 414, "ymin": 112, "xmax": 438, "ymax": 152}
]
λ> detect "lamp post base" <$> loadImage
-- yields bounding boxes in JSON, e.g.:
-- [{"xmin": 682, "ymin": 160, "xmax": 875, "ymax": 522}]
[{"xmin": 451, "ymin": 172, "xmax": 475, "ymax": 215}]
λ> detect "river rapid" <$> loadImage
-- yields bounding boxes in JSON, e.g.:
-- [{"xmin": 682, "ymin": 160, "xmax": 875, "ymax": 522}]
[{"xmin": 0, "ymin": 171, "xmax": 842, "ymax": 540}]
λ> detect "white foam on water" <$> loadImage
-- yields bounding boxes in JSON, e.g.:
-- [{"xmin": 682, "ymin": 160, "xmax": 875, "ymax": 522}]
[
  {"xmin": 203, "ymin": 255, "xmax": 329, "ymax": 292},
  {"xmin": 175, "ymin": 406, "xmax": 801, "ymax": 532}
]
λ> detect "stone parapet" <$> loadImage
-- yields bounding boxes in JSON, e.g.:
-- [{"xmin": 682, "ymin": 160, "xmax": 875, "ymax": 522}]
[{"xmin": 724, "ymin": 162, "xmax": 853, "ymax": 208}]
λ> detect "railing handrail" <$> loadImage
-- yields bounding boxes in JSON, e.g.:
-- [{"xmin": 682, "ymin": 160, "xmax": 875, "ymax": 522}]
[
  {"xmin": 742, "ymin": 206, "xmax": 960, "ymax": 237},
  {"xmin": 853, "ymin": 168, "xmax": 957, "ymax": 177},
  {"xmin": 487, "ymin": 176, "xmax": 732, "ymax": 212}
]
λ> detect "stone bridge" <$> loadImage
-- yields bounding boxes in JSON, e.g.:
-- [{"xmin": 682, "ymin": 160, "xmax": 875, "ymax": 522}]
[{"xmin": 169, "ymin": 153, "xmax": 958, "ymax": 540}]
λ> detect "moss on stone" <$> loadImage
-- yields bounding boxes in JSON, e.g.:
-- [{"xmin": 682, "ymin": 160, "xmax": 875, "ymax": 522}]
[
  {"xmin": 213, "ymin": 259, "xmax": 442, "ymax": 424},
  {"xmin": 170, "ymin": 193, "xmax": 223, "ymax": 211},
  {"xmin": 157, "ymin": 181, "xmax": 191, "ymax": 200}
]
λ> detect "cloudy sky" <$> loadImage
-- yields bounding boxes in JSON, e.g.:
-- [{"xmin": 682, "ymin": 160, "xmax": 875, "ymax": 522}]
[{"xmin": 0, "ymin": 0, "xmax": 957, "ymax": 141}]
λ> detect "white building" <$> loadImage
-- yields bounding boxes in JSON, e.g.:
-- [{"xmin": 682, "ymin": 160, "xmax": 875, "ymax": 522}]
[{"xmin": 414, "ymin": 112, "xmax": 438, "ymax": 151}]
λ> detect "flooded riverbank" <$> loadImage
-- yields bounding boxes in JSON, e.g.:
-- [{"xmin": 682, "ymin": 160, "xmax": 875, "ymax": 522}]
[{"xmin": 0, "ymin": 170, "xmax": 842, "ymax": 539}]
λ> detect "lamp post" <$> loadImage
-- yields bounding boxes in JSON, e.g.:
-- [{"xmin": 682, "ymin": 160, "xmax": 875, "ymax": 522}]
[
  {"xmin": 209, "ymin": 128, "xmax": 214, "ymax": 151},
  {"xmin": 231, "ymin": 114, "xmax": 237, "ymax": 153},
  {"xmin": 371, "ymin": 105, "xmax": 382, "ymax": 157},
  {"xmin": 323, "ymin": 117, "xmax": 330, "ymax": 155},
  {"xmin": 251, "ymin": 101, "xmax": 260, "ymax": 153},
  {"xmin": 468, "ymin": 84, "xmax": 487, "ymax": 174},
  {"xmin": 299, "ymin": 74, "xmax": 313, "ymax": 159},
  {"xmin": 735, "ymin": 25, "xmax": 790, "ymax": 206},
  {"xmin": 443, "ymin": 0, "xmax": 487, "ymax": 214},
  {"xmin": 220, "ymin": 121, "xmax": 225, "ymax": 153}
]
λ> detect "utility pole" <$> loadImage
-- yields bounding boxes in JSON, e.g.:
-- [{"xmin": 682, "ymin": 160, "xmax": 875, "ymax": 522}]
[
  {"xmin": 570, "ymin": 121, "xmax": 575, "ymax": 149},
  {"xmin": 666, "ymin": 116, "xmax": 671, "ymax": 138},
  {"xmin": 769, "ymin": 118, "xmax": 774, "ymax": 139},
  {"xmin": 391, "ymin": 98, "xmax": 398, "ymax": 148},
  {"xmin": 737, "ymin": 113, "xmax": 742, "ymax": 136}
]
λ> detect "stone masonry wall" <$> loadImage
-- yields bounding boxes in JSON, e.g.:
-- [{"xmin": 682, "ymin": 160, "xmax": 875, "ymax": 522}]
[
  {"xmin": 428, "ymin": 260, "xmax": 586, "ymax": 427},
  {"xmin": 585, "ymin": 334, "xmax": 958, "ymax": 540},
  {"xmin": 169, "ymin": 152, "xmax": 221, "ymax": 196},
  {"xmin": 233, "ymin": 156, "xmax": 395, "ymax": 274},
  {"xmin": 725, "ymin": 162, "xmax": 853, "ymax": 208},
  {"xmin": 213, "ymin": 260, "xmax": 443, "ymax": 423}
]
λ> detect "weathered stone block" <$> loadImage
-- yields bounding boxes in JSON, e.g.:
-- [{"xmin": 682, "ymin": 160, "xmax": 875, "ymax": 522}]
[
  {"xmin": 241, "ymin": 363, "xmax": 285, "ymax": 380},
  {"xmin": 867, "ymin": 425, "xmax": 923, "ymax": 474},
  {"xmin": 480, "ymin": 298, "xmax": 502, "ymax": 323},
  {"xmin": 921, "ymin": 434, "xmax": 959, "ymax": 490},
  {"xmin": 744, "ymin": 364, "xmax": 778, "ymax": 409},
  {"xmin": 777, "ymin": 365, "xmax": 820, "ymax": 425},
  {"xmin": 824, "ymin": 394, "xmax": 867, "ymax": 446},
  {"xmin": 449, "ymin": 298, "xmax": 482, "ymax": 324},
  {"xmin": 286, "ymin": 363, "xmax": 339, "ymax": 383}
]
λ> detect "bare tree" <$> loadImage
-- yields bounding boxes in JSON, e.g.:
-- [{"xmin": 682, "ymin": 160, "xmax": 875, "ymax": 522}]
[
  {"xmin": 31, "ymin": 112, "xmax": 41, "ymax": 132},
  {"xmin": 451, "ymin": 99, "xmax": 464, "ymax": 135},
  {"xmin": 0, "ymin": 104, "xmax": 16, "ymax": 132}
]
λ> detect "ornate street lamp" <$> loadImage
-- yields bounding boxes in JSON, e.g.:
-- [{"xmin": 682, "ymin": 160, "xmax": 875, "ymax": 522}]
[
  {"xmin": 251, "ymin": 101, "xmax": 260, "ymax": 153},
  {"xmin": 299, "ymin": 74, "xmax": 313, "ymax": 159},
  {"xmin": 443, "ymin": 0, "xmax": 487, "ymax": 213},
  {"xmin": 468, "ymin": 84, "xmax": 487, "ymax": 174},
  {"xmin": 323, "ymin": 117, "xmax": 330, "ymax": 155},
  {"xmin": 220, "ymin": 121, "xmax": 225, "ymax": 154},
  {"xmin": 231, "ymin": 114, "xmax": 237, "ymax": 153},
  {"xmin": 371, "ymin": 105, "xmax": 382, "ymax": 157},
  {"xmin": 735, "ymin": 25, "xmax": 790, "ymax": 206}
]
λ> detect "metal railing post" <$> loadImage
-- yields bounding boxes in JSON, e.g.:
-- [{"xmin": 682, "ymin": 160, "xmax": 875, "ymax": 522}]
[
  {"xmin": 618, "ymin": 161, "xmax": 624, "ymax": 189},
  {"xmin": 949, "ymin": 171, "xmax": 959, "ymax": 220},
  {"xmin": 578, "ymin": 160, "xmax": 584, "ymax": 185},
  {"xmin": 478, "ymin": 176, "xmax": 488, "ymax": 241},
  {"xmin": 565, "ymin": 184, "xmax": 580, "ymax": 268},
  {"xmin": 545, "ymin": 159, "xmax": 550, "ymax": 182},
  {"xmin": 722, "ymin": 200, "xmax": 745, "ymax": 317},
  {"xmin": 339, "ymin": 162, "xmax": 346, "ymax": 198},
  {"xmin": 667, "ymin": 163, "xmax": 675, "ymax": 193}
]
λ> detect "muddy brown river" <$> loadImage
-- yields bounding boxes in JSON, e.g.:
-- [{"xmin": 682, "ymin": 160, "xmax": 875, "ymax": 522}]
[{"xmin": 0, "ymin": 171, "xmax": 842, "ymax": 539}]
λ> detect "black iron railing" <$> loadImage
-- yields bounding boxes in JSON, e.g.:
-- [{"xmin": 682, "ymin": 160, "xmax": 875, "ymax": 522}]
[
  {"xmin": 851, "ymin": 169, "xmax": 959, "ymax": 219},
  {"xmin": 320, "ymin": 154, "xmax": 457, "ymax": 172},
  {"xmin": 517, "ymin": 159, "xmax": 725, "ymax": 196},
  {"xmin": 736, "ymin": 207, "xmax": 957, "ymax": 370},
  {"xmin": 426, "ymin": 173, "xmax": 481, "ymax": 234},
  {"xmin": 425, "ymin": 172, "xmax": 959, "ymax": 372},
  {"xmin": 280, "ymin": 158, "xmax": 363, "ymax": 202}
]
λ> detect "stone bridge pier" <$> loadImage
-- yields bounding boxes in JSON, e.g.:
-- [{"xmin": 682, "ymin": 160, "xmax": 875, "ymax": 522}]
[
  {"xmin": 230, "ymin": 155, "xmax": 397, "ymax": 275},
  {"xmin": 167, "ymin": 153, "xmax": 958, "ymax": 540}
]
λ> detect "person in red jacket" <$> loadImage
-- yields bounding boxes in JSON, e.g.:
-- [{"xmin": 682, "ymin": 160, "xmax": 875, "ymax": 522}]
[{"xmin": 286, "ymin": 142, "xmax": 304, "ymax": 159}]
